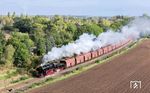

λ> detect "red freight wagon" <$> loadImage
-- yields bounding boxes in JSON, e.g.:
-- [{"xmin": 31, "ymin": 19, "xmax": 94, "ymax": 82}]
[
  {"xmin": 112, "ymin": 45, "xmax": 116, "ymax": 50},
  {"xmin": 61, "ymin": 57, "xmax": 76, "ymax": 68},
  {"xmin": 120, "ymin": 41, "xmax": 124, "ymax": 46},
  {"xmin": 122, "ymin": 41, "xmax": 125, "ymax": 46},
  {"xmin": 119, "ymin": 43, "xmax": 122, "ymax": 47},
  {"xmin": 83, "ymin": 52, "xmax": 91, "ymax": 61},
  {"xmin": 91, "ymin": 51, "xmax": 98, "ymax": 58},
  {"xmin": 125, "ymin": 39, "xmax": 130, "ymax": 44},
  {"xmin": 108, "ymin": 45, "xmax": 113, "ymax": 52},
  {"xmin": 103, "ymin": 46, "xmax": 109, "ymax": 54},
  {"xmin": 75, "ymin": 55, "xmax": 84, "ymax": 64},
  {"xmin": 116, "ymin": 43, "xmax": 121, "ymax": 48},
  {"xmin": 125, "ymin": 40, "xmax": 129, "ymax": 44},
  {"xmin": 97, "ymin": 48, "xmax": 103, "ymax": 56}
]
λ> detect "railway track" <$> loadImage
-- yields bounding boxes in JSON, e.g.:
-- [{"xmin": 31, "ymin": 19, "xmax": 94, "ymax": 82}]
[
  {"xmin": 28, "ymin": 39, "xmax": 150, "ymax": 93},
  {"xmin": 0, "ymin": 40, "xmax": 134, "ymax": 93}
]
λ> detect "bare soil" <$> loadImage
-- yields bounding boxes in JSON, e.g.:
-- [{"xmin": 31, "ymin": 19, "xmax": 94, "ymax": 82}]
[{"xmin": 28, "ymin": 39, "xmax": 150, "ymax": 93}]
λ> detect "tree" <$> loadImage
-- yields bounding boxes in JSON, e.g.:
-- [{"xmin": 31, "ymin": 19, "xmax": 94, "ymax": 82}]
[
  {"xmin": 33, "ymin": 16, "xmax": 49, "ymax": 25},
  {"xmin": 1, "ymin": 16, "xmax": 14, "ymax": 27},
  {"xmin": 99, "ymin": 19, "xmax": 111, "ymax": 31},
  {"xmin": 37, "ymin": 38, "xmax": 46, "ymax": 55},
  {"xmin": 60, "ymin": 31, "xmax": 73, "ymax": 45},
  {"xmin": 13, "ymin": 17, "xmax": 33, "ymax": 33},
  {"xmin": 66, "ymin": 23, "xmax": 77, "ymax": 34},
  {"xmin": 14, "ymin": 43, "xmax": 31, "ymax": 68},
  {"xmin": 142, "ymin": 13, "xmax": 149, "ymax": 18},
  {"xmin": 30, "ymin": 23, "xmax": 47, "ymax": 55},
  {"xmin": 0, "ymin": 31, "xmax": 6, "ymax": 64},
  {"xmin": 10, "ymin": 32, "xmax": 34, "ymax": 49},
  {"xmin": 50, "ymin": 15, "xmax": 67, "ymax": 32},
  {"xmin": 9, "ymin": 32, "xmax": 34, "ymax": 68},
  {"xmin": 75, "ymin": 24, "xmax": 103, "ymax": 39},
  {"xmin": 4, "ymin": 45, "xmax": 15, "ymax": 67},
  {"xmin": 86, "ymin": 24, "xmax": 103, "ymax": 36},
  {"xmin": 110, "ymin": 21, "xmax": 123, "ymax": 31},
  {"xmin": 45, "ymin": 30, "xmax": 55, "ymax": 53},
  {"xmin": 12, "ymin": 12, "xmax": 16, "ymax": 18},
  {"xmin": 7, "ymin": 12, "xmax": 10, "ymax": 17}
]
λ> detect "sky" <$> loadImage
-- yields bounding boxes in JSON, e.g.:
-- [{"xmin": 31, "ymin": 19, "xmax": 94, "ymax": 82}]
[{"xmin": 0, "ymin": 0, "xmax": 150, "ymax": 16}]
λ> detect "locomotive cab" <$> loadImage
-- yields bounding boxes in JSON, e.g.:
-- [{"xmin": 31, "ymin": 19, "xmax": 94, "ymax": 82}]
[
  {"xmin": 36, "ymin": 63, "xmax": 55, "ymax": 77},
  {"xmin": 36, "ymin": 66, "xmax": 45, "ymax": 77},
  {"xmin": 52, "ymin": 61, "xmax": 66, "ymax": 72}
]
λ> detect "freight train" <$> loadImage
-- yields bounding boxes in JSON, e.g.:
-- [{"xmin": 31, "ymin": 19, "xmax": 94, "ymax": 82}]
[{"xmin": 35, "ymin": 39, "xmax": 132, "ymax": 77}]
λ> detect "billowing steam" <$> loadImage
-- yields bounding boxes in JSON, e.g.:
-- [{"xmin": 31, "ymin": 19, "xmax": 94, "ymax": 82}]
[{"xmin": 42, "ymin": 17, "xmax": 150, "ymax": 65}]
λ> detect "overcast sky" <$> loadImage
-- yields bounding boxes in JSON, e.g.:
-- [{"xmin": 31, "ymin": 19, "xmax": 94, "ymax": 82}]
[{"xmin": 0, "ymin": 0, "xmax": 150, "ymax": 16}]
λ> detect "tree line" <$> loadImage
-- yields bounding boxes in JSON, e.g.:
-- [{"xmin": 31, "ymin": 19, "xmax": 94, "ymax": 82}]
[{"xmin": 0, "ymin": 13, "xmax": 131, "ymax": 74}]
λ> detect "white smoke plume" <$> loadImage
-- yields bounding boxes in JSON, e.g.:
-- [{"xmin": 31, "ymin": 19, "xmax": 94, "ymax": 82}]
[{"xmin": 42, "ymin": 17, "xmax": 150, "ymax": 65}]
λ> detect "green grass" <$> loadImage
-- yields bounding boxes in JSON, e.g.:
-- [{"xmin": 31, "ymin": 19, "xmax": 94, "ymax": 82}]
[
  {"xmin": 10, "ymin": 76, "xmax": 29, "ymax": 84},
  {"xmin": 28, "ymin": 64, "xmax": 97, "ymax": 90},
  {"xmin": 0, "ymin": 69, "xmax": 18, "ymax": 80}
]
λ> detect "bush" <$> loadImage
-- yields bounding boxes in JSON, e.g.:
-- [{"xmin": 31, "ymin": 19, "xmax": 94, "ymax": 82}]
[{"xmin": 16, "ymin": 68, "xmax": 27, "ymax": 75}]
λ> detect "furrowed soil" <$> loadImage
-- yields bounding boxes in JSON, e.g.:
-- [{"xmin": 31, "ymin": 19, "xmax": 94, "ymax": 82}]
[{"xmin": 28, "ymin": 39, "xmax": 150, "ymax": 93}]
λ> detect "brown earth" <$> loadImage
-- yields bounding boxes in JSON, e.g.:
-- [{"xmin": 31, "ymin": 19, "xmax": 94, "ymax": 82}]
[{"xmin": 28, "ymin": 39, "xmax": 150, "ymax": 93}]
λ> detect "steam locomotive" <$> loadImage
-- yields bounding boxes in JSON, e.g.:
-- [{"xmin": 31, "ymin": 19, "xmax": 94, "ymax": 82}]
[{"xmin": 35, "ymin": 39, "xmax": 131, "ymax": 77}]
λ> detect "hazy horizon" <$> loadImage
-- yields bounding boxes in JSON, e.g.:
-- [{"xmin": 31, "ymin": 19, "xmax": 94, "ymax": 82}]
[{"xmin": 0, "ymin": 0, "xmax": 150, "ymax": 16}]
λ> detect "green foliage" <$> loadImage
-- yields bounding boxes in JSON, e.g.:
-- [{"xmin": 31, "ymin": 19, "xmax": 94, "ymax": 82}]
[
  {"xmin": 2, "ymin": 25, "xmax": 14, "ymax": 31},
  {"xmin": 45, "ymin": 34, "xmax": 54, "ymax": 53},
  {"xmin": 11, "ymin": 76, "xmax": 29, "ymax": 84},
  {"xmin": 49, "ymin": 15, "xmax": 67, "ymax": 33},
  {"xmin": 0, "ymin": 14, "xmax": 131, "ymax": 76},
  {"xmin": 13, "ymin": 17, "xmax": 33, "ymax": 33},
  {"xmin": 87, "ymin": 24, "xmax": 103, "ymax": 36},
  {"xmin": 60, "ymin": 31, "xmax": 73, "ymax": 45},
  {"xmin": 9, "ymin": 32, "xmax": 34, "ymax": 68},
  {"xmin": 0, "ymin": 31, "xmax": 6, "ymax": 64},
  {"xmin": 66, "ymin": 23, "xmax": 77, "ymax": 33},
  {"xmin": 50, "ymin": 31, "xmax": 73, "ymax": 46},
  {"xmin": 110, "ymin": 21, "xmax": 121, "ymax": 31},
  {"xmin": 30, "ymin": 56, "xmax": 41, "ymax": 68},
  {"xmin": 14, "ymin": 44, "xmax": 31, "ymax": 67},
  {"xmin": 99, "ymin": 19, "xmax": 111, "ymax": 31},
  {"xmin": 10, "ymin": 32, "xmax": 34, "ymax": 49},
  {"xmin": 75, "ymin": 24, "xmax": 103, "ymax": 39},
  {"xmin": 4, "ymin": 45, "xmax": 15, "ymax": 67},
  {"xmin": 4, "ymin": 70, "xmax": 18, "ymax": 79},
  {"xmin": 33, "ymin": 16, "xmax": 49, "ymax": 25},
  {"xmin": 31, "ymin": 24, "xmax": 47, "ymax": 55},
  {"xmin": 37, "ymin": 38, "xmax": 46, "ymax": 55},
  {"xmin": 110, "ymin": 18, "xmax": 130, "ymax": 31}
]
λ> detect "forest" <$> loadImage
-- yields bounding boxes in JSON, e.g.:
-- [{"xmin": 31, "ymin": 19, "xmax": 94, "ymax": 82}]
[{"xmin": 0, "ymin": 13, "xmax": 131, "ymax": 75}]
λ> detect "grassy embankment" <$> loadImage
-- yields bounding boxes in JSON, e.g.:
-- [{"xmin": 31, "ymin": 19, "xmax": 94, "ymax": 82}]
[
  {"xmin": 23, "ymin": 38, "xmax": 147, "ymax": 92},
  {"xmin": 0, "ymin": 68, "xmax": 30, "ymax": 88}
]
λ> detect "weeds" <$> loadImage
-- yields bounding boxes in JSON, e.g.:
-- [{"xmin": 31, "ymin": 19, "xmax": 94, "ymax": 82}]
[{"xmin": 10, "ymin": 76, "xmax": 29, "ymax": 84}]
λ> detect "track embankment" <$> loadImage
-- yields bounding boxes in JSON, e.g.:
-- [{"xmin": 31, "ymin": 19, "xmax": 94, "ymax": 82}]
[{"xmin": 28, "ymin": 39, "xmax": 150, "ymax": 93}]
